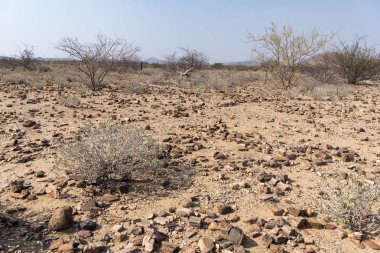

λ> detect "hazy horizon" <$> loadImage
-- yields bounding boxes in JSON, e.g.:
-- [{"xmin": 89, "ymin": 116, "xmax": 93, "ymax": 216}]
[{"xmin": 0, "ymin": 0, "xmax": 379, "ymax": 63}]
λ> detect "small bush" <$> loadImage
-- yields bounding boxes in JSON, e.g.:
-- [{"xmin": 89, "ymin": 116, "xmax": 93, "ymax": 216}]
[
  {"xmin": 1, "ymin": 72, "xmax": 34, "ymax": 85},
  {"xmin": 319, "ymin": 175, "xmax": 380, "ymax": 235},
  {"xmin": 18, "ymin": 44, "xmax": 35, "ymax": 70},
  {"xmin": 332, "ymin": 37, "xmax": 380, "ymax": 84},
  {"xmin": 38, "ymin": 65, "xmax": 51, "ymax": 73},
  {"xmin": 147, "ymin": 69, "xmax": 171, "ymax": 85},
  {"xmin": 174, "ymin": 70, "xmax": 262, "ymax": 90},
  {"xmin": 212, "ymin": 63, "xmax": 224, "ymax": 69},
  {"xmin": 286, "ymin": 81, "xmax": 349, "ymax": 100},
  {"xmin": 164, "ymin": 48, "xmax": 208, "ymax": 77},
  {"xmin": 55, "ymin": 123, "xmax": 167, "ymax": 186},
  {"xmin": 205, "ymin": 70, "xmax": 261, "ymax": 90},
  {"xmin": 121, "ymin": 82, "xmax": 150, "ymax": 94},
  {"xmin": 57, "ymin": 94, "xmax": 81, "ymax": 108}
]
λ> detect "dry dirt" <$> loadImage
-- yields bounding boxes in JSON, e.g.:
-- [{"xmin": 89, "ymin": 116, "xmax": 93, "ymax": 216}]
[{"xmin": 0, "ymin": 71, "xmax": 379, "ymax": 253}]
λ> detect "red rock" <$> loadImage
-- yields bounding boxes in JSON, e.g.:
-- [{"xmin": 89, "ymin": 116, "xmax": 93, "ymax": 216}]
[
  {"xmin": 58, "ymin": 242, "xmax": 75, "ymax": 252},
  {"xmin": 49, "ymin": 238, "xmax": 64, "ymax": 250},
  {"xmin": 289, "ymin": 217, "xmax": 307, "ymax": 229},
  {"xmin": 269, "ymin": 205, "xmax": 284, "ymax": 216},
  {"xmin": 48, "ymin": 206, "xmax": 73, "ymax": 231},
  {"xmin": 363, "ymin": 240, "xmax": 380, "ymax": 250}
]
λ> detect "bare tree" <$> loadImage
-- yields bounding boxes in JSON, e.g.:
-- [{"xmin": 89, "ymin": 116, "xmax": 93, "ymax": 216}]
[
  {"xmin": 18, "ymin": 44, "xmax": 34, "ymax": 70},
  {"xmin": 331, "ymin": 36, "xmax": 379, "ymax": 84},
  {"xmin": 56, "ymin": 34, "xmax": 139, "ymax": 90},
  {"xmin": 248, "ymin": 23, "xmax": 333, "ymax": 89},
  {"xmin": 164, "ymin": 48, "xmax": 208, "ymax": 77}
]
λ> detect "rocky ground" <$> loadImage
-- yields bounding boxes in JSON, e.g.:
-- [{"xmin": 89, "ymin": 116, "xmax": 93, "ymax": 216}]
[{"xmin": 0, "ymin": 74, "xmax": 379, "ymax": 253}]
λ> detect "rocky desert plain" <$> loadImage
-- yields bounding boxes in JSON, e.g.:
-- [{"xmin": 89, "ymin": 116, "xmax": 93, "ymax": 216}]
[{"xmin": 0, "ymin": 65, "xmax": 379, "ymax": 253}]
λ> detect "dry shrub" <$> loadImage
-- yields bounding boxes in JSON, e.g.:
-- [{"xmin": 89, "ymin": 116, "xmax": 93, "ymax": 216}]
[
  {"xmin": 57, "ymin": 94, "xmax": 81, "ymax": 108},
  {"xmin": 204, "ymin": 70, "xmax": 261, "ymax": 90},
  {"xmin": 122, "ymin": 83, "xmax": 150, "ymax": 95},
  {"xmin": 319, "ymin": 175, "xmax": 380, "ymax": 235},
  {"xmin": 302, "ymin": 52, "xmax": 338, "ymax": 83},
  {"xmin": 175, "ymin": 70, "xmax": 262, "ymax": 90},
  {"xmin": 164, "ymin": 48, "xmax": 208, "ymax": 77},
  {"xmin": 147, "ymin": 69, "xmax": 171, "ymax": 85},
  {"xmin": 56, "ymin": 34, "xmax": 139, "ymax": 91},
  {"xmin": 53, "ymin": 68, "xmax": 83, "ymax": 88},
  {"xmin": 309, "ymin": 84, "xmax": 348, "ymax": 100},
  {"xmin": 55, "ymin": 123, "xmax": 167, "ymax": 186},
  {"xmin": 333, "ymin": 37, "xmax": 380, "ymax": 84},
  {"xmin": 1, "ymin": 72, "xmax": 34, "ymax": 85},
  {"xmin": 286, "ymin": 80, "xmax": 349, "ymax": 100},
  {"xmin": 37, "ymin": 65, "xmax": 51, "ymax": 73}
]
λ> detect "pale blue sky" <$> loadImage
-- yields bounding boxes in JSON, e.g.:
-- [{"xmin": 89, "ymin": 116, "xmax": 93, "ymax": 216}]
[{"xmin": 0, "ymin": 0, "xmax": 379, "ymax": 62}]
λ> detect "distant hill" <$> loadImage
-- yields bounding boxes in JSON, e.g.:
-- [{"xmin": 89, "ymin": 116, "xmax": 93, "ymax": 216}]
[
  {"xmin": 145, "ymin": 57, "xmax": 164, "ymax": 64},
  {"xmin": 0, "ymin": 56, "xmax": 17, "ymax": 60},
  {"xmin": 35, "ymin": 57, "xmax": 73, "ymax": 62},
  {"xmin": 0, "ymin": 56, "xmax": 73, "ymax": 62},
  {"xmin": 222, "ymin": 60, "xmax": 255, "ymax": 66}
]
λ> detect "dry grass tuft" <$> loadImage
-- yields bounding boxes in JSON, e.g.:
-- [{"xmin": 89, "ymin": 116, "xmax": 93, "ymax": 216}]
[
  {"xmin": 319, "ymin": 175, "xmax": 380, "ymax": 235},
  {"xmin": 286, "ymin": 81, "xmax": 349, "ymax": 100},
  {"xmin": 174, "ymin": 69, "xmax": 263, "ymax": 90},
  {"xmin": 57, "ymin": 94, "xmax": 81, "ymax": 108}
]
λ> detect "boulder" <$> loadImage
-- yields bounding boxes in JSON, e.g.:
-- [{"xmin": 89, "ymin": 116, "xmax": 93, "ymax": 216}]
[{"xmin": 48, "ymin": 206, "xmax": 73, "ymax": 231}]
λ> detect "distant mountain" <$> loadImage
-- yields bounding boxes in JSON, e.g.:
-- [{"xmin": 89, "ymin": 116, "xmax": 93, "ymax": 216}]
[
  {"xmin": 145, "ymin": 57, "xmax": 164, "ymax": 64},
  {"xmin": 35, "ymin": 57, "xmax": 73, "ymax": 62},
  {"xmin": 222, "ymin": 60, "xmax": 255, "ymax": 66},
  {"xmin": 0, "ymin": 56, "xmax": 16, "ymax": 60}
]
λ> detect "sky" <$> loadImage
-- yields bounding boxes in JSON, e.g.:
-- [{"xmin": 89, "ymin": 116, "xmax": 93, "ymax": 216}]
[{"xmin": 0, "ymin": 0, "xmax": 379, "ymax": 63}]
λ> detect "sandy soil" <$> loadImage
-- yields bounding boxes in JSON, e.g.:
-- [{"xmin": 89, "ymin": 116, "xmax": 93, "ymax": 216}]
[{"xmin": 0, "ymin": 75, "xmax": 379, "ymax": 253}]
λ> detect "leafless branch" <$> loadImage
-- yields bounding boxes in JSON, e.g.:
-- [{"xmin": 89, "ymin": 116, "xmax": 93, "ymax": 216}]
[{"xmin": 56, "ymin": 34, "xmax": 139, "ymax": 90}]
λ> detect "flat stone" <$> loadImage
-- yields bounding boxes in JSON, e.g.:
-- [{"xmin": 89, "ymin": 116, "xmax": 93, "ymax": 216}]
[
  {"xmin": 80, "ymin": 199, "xmax": 98, "ymax": 211},
  {"xmin": 154, "ymin": 216, "xmax": 167, "ymax": 225},
  {"xmin": 176, "ymin": 208, "xmax": 193, "ymax": 217},
  {"xmin": 280, "ymin": 225, "xmax": 295, "ymax": 237},
  {"xmin": 111, "ymin": 224, "xmax": 124, "ymax": 232},
  {"xmin": 198, "ymin": 237, "xmax": 214, "ymax": 253},
  {"xmin": 337, "ymin": 229, "xmax": 348, "ymax": 239},
  {"xmin": 83, "ymin": 243, "xmax": 102, "ymax": 253},
  {"xmin": 306, "ymin": 218, "xmax": 323, "ymax": 229},
  {"xmin": 99, "ymin": 194, "xmax": 119, "ymax": 202},
  {"xmin": 79, "ymin": 219, "xmax": 97, "ymax": 231},
  {"xmin": 289, "ymin": 217, "xmax": 306, "ymax": 229},
  {"xmin": 160, "ymin": 242, "xmax": 179, "ymax": 253},
  {"xmin": 114, "ymin": 231, "xmax": 128, "ymax": 242},
  {"xmin": 57, "ymin": 242, "xmax": 75, "ymax": 252},
  {"xmin": 180, "ymin": 197, "xmax": 194, "ymax": 208},
  {"xmin": 143, "ymin": 230, "xmax": 155, "ymax": 252},
  {"xmin": 262, "ymin": 234, "xmax": 273, "ymax": 248},
  {"xmin": 189, "ymin": 216, "xmax": 202, "ymax": 228},
  {"xmin": 77, "ymin": 230, "xmax": 92, "ymax": 238},
  {"xmin": 227, "ymin": 227, "xmax": 244, "ymax": 245},
  {"xmin": 269, "ymin": 244, "xmax": 284, "ymax": 253},
  {"xmin": 49, "ymin": 238, "xmax": 64, "ymax": 250},
  {"xmin": 270, "ymin": 205, "xmax": 285, "ymax": 216},
  {"xmin": 287, "ymin": 206, "xmax": 303, "ymax": 217}
]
